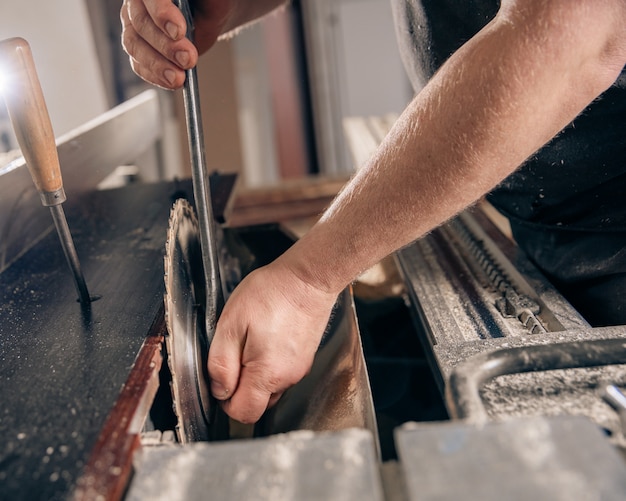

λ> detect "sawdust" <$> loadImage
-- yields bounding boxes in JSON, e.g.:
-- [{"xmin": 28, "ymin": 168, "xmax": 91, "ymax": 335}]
[
  {"xmin": 480, "ymin": 364, "xmax": 626, "ymax": 446},
  {"xmin": 129, "ymin": 429, "xmax": 380, "ymax": 501}
]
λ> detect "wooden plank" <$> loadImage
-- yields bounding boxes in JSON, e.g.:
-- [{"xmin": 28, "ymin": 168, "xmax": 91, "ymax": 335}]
[
  {"xmin": 342, "ymin": 114, "xmax": 398, "ymax": 170},
  {"xmin": 342, "ymin": 116, "xmax": 379, "ymax": 169},
  {"xmin": 368, "ymin": 113, "xmax": 398, "ymax": 143},
  {"xmin": 228, "ymin": 176, "xmax": 347, "ymax": 227},
  {"xmin": 477, "ymin": 199, "xmax": 513, "ymax": 240}
]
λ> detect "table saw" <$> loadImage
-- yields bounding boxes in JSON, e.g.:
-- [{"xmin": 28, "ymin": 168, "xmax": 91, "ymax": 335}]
[{"xmin": 3, "ymin": 86, "xmax": 626, "ymax": 500}]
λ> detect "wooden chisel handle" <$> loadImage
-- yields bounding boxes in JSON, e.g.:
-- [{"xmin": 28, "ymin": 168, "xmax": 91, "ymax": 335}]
[
  {"xmin": 1, "ymin": 37, "xmax": 91, "ymax": 306},
  {"xmin": 0, "ymin": 37, "xmax": 66, "ymax": 206}
]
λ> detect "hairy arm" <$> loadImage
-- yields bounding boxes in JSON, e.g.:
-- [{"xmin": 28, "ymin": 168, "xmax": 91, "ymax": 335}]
[
  {"xmin": 208, "ymin": 0, "xmax": 626, "ymax": 423},
  {"xmin": 283, "ymin": 0, "xmax": 626, "ymax": 295}
]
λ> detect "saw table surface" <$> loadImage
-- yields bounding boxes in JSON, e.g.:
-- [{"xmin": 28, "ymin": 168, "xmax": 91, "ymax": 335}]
[{"xmin": 0, "ymin": 180, "xmax": 188, "ymax": 500}]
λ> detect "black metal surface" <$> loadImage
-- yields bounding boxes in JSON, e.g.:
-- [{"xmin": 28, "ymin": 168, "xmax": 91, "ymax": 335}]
[
  {"xmin": 49, "ymin": 203, "xmax": 91, "ymax": 306},
  {"xmin": 0, "ymin": 180, "xmax": 187, "ymax": 500},
  {"xmin": 355, "ymin": 296, "xmax": 448, "ymax": 461},
  {"xmin": 446, "ymin": 338, "xmax": 626, "ymax": 422}
]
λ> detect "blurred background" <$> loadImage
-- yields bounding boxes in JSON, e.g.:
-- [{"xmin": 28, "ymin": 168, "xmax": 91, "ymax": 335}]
[{"xmin": 0, "ymin": 0, "xmax": 413, "ymax": 188}]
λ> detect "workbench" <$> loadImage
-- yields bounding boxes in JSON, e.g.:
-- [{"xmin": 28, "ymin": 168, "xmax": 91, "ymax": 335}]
[
  {"xmin": 0, "ymin": 179, "xmax": 178, "ymax": 500},
  {"xmin": 5, "ymin": 93, "xmax": 626, "ymax": 501}
]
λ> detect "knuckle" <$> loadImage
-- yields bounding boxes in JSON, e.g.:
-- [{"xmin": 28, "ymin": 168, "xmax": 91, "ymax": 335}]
[
  {"xmin": 233, "ymin": 412, "xmax": 260, "ymax": 425},
  {"xmin": 208, "ymin": 353, "xmax": 232, "ymax": 378},
  {"xmin": 236, "ymin": 408, "xmax": 263, "ymax": 425},
  {"xmin": 129, "ymin": 59, "xmax": 144, "ymax": 78},
  {"xmin": 263, "ymin": 371, "xmax": 285, "ymax": 392},
  {"xmin": 150, "ymin": 3, "xmax": 173, "ymax": 26},
  {"xmin": 120, "ymin": 28, "xmax": 134, "ymax": 56},
  {"xmin": 262, "ymin": 363, "xmax": 306, "ymax": 392},
  {"xmin": 119, "ymin": 2, "xmax": 129, "ymax": 24},
  {"xmin": 126, "ymin": 0, "xmax": 150, "ymax": 31},
  {"xmin": 130, "ymin": 60, "xmax": 162, "ymax": 88},
  {"xmin": 275, "ymin": 348, "xmax": 314, "ymax": 387},
  {"xmin": 286, "ymin": 366, "xmax": 309, "ymax": 387},
  {"xmin": 224, "ymin": 326, "xmax": 245, "ymax": 345},
  {"xmin": 132, "ymin": 10, "xmax": 151, "ymax": 32},
  {"xmin": 223, "ymin": 395, "xmax": 266, "ymax": 425},
  {"xmin": 145, "ymin": 57, "xmax": 162, "ymax": 77}
]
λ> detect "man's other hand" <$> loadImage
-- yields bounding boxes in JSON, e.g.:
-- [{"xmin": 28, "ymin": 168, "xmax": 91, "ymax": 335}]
[{"xmin": 208, "ymin": 259, "xmax": 338, "ymax": 424}]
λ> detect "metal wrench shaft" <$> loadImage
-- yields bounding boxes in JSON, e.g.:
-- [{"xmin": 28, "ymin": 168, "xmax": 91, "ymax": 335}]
[{"xmin": 175, "ymin": 0, "xmax": 224, "ymax": 341}]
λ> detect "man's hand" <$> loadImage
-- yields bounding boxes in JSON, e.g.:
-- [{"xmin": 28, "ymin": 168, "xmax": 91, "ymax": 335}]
[
  {"xmin": 120, "ymin": 0, "xmax": 233, "ymax": 89},
  {"xmin": 208, "ymin": 258, "xmax": 338, "ymax": 424},
  {"xmin": 120, "ymin": 0, "xmax": 287, "ymax": 89}
]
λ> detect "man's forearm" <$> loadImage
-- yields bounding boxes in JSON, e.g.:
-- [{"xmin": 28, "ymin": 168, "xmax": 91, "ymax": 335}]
[{"xmin": 281, "ymin": 0, "xmax": 626, "ymax": 295}]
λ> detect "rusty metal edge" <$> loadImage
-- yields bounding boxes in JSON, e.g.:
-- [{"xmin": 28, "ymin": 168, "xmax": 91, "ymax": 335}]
[{"xmin": 72, "ymin": 309, "xmax": 166, "ymax": 501}]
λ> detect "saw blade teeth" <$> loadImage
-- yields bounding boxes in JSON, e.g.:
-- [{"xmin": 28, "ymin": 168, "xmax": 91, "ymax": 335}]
[
  {"xmin": 163, "ymin": 198, "xmax": 211, "ymax": 443},
  {"xmin": 165, "ymin": 199, "xmax": 189, "ymax": 443}
]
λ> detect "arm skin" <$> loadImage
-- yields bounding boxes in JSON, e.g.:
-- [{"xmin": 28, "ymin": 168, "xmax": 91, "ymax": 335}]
[
  {"xmin": 121, "ymin": 0, "xmax": 626, "ymax": 423},
  {"xmin": 208, "ymin": 0, "xmax": 626, "ymax": 423},
  {"xmin": 120, "ymin": 0, "xmax": 287, "ymax": 88}
]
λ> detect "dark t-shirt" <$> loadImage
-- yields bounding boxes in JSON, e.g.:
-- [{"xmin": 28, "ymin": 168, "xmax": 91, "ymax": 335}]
[
  {"xmin": 391, "ymin": 0, "xmax": 626, "ymax": 230},
  {"xmin": 390, "ymin": 0, "xmax": 626, "ymax": 324}
]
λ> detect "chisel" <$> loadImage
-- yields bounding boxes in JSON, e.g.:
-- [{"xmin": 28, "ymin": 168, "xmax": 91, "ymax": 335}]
[{"xmin": 0, "ymin": 37, "xmax": 91, "ymax": 306}]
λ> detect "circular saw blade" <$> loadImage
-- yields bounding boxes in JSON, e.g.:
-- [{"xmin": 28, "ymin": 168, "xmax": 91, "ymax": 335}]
[{"xmin": 164, "ymin": 198, "xmax": 214, "ymax": 443}]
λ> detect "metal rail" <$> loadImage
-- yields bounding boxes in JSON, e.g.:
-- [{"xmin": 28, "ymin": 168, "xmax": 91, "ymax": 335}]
[{"xmin": 446, "ymin": 337, "xmax": 626, "ymax": 422}]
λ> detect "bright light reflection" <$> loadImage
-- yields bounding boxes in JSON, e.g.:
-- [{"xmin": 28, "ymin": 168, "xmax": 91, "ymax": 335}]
[
  {"xmin": 0, "ymin": 69, "xmax": 7, "ymax": 95},
  {"xmin": 0, "ymin": 61, "xmax": 12, "ymax": 97}
]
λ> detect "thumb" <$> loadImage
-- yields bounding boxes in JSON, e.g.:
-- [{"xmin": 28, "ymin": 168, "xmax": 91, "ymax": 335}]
[{"xmin": 208, "ymin": 314, "xmax": 245, "ymax": 401}]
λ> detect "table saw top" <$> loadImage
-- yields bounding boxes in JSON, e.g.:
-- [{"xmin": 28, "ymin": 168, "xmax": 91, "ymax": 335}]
[{"xmin": 0, "ymin": 180, "xmax": 187, "ymax": 500}]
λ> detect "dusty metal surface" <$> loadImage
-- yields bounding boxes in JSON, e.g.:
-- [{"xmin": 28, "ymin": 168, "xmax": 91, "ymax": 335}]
[
  {"xmin": 127, "ymin": 428, "xmax": 383, "ymax": 501},
  {"xmin": 446, "ymin": 337, "xmax": 626, "ymax": 423},
  {"xmin": 431, "ymin": 327, "xmax": 626, "ymax": 440},
  {"xmin": 0, "ymin": 180, "xmax": 184, "ymax": 500},
  {"xmin": 396, "ymin": 416, "xmax": 626, "ymax": 500},
  {"xmin": 396, "ymin": 211, "xmax": 587, "ymax": 349},
  {"xmin": 396, "ymin": 208, "xmax": 626, "ymax": 438}
]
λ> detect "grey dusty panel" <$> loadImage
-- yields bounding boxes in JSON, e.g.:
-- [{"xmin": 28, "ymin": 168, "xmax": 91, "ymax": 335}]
[
  {"xmin": 395, "ymin": 416, "xmax": 626, "ymax": 501},
  {"xmin": 127, "ymin": 428, "xmax": 384, "ymax": 501}
]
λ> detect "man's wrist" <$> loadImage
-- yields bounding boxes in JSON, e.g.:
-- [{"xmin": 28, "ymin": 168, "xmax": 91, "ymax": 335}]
[{"xmin": 277, "ymin": 239, "xmax": 354, "ymax": 299}]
